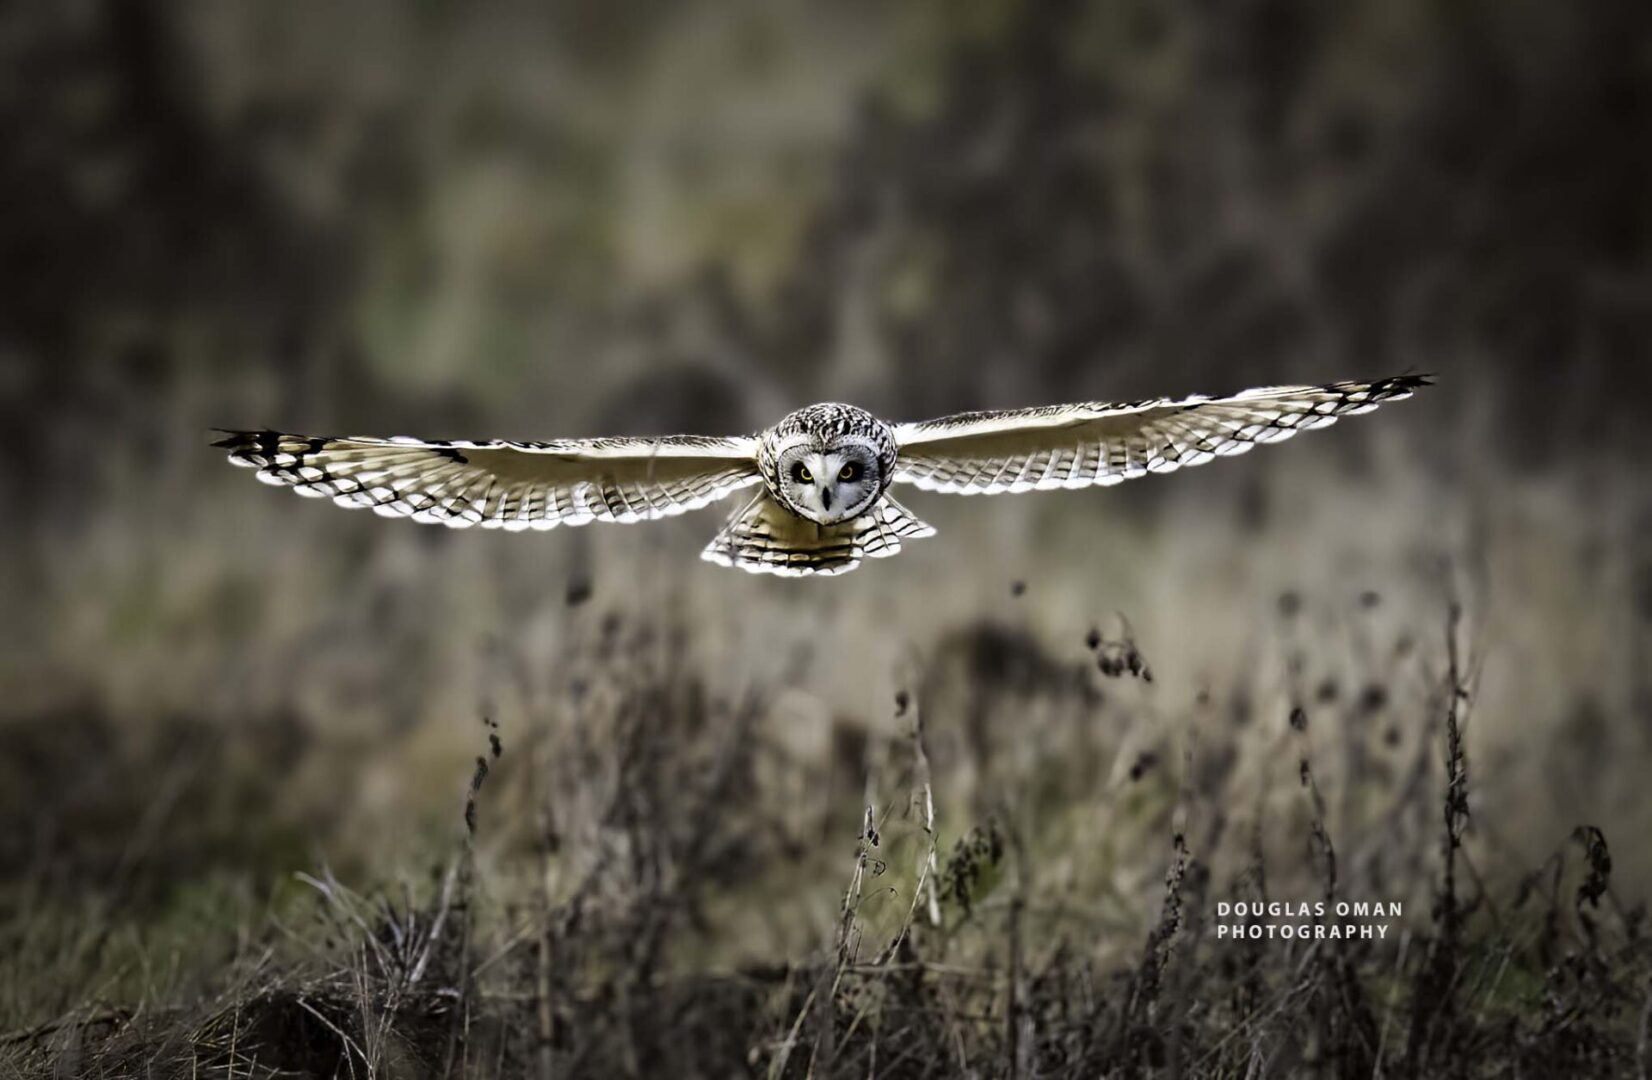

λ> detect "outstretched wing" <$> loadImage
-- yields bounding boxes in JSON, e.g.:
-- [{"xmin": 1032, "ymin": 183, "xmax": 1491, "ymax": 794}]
[
  {"xmin": 891, "ymin": 375, "xmax": 1429, "ymax": 495},
  {"xmin": 215, "ymin": 429, "xmax": 762, "ymax": 530}
]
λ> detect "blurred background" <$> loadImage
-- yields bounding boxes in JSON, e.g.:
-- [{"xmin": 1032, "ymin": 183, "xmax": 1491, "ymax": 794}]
[{"xmin": 2, "ymin": 0, "xmax": 1650, "ymax": 1074}]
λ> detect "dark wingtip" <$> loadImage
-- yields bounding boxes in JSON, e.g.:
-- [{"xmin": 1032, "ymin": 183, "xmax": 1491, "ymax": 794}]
[
  {"xmin": 211, "ymin": 429, "xmax": 288, "ymax": 458},
  {"xmin": 1355, "ymin": 372, "xmax": 1434, "ymax": 400}
]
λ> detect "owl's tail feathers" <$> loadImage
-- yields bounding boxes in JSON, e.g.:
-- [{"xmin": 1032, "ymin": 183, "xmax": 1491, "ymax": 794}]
[{"xmin": 701, "ymin": 494, "xmax": 934, "ymax": 577}]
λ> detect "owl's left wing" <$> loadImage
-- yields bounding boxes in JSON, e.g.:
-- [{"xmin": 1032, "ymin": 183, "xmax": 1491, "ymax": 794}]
[
  {"xmin": 215, "ymin": 429, "xmax": 762, "ymax": 529},
  {"xmin": 891, "ymin": 375, "xmax": 1429, "ymax": 495}
]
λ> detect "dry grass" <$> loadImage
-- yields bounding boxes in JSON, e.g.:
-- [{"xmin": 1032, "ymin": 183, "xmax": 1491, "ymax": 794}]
[{"xmin": 5, "ymin": 562, "xmax": 1651, "ymax": 1077}]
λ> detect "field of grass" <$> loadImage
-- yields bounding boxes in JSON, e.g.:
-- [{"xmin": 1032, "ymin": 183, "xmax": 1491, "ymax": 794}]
[
  {"xmin": 3, "ymin": 0, "xmax": 1650, "ymax": 1076},
  {"xmin": 6, "ymin": 449, "xmax": 1651, "ymax": 1077}
]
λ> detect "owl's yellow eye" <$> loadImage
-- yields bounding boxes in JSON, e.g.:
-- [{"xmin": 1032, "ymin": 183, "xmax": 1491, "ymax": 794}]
[
  {"xmin": 839, "ymin": 464, "xmax": 857, "ymax": 481},
  {"xmin": 796, "ymin": 464, "xmax": 813, "ymax": 483}
]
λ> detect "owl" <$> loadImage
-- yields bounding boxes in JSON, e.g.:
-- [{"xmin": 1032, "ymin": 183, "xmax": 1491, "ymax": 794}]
[{"xmin": 216, "ymin": 374, "xmax": 1429, "ymax": 577}]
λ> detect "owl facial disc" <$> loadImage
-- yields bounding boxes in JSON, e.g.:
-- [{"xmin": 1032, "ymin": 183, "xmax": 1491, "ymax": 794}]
[{"xmin": 775, "ymin": 441, "xmax": 882, "ymax": 524}]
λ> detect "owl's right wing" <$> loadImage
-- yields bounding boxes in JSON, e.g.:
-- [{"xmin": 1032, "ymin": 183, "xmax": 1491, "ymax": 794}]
[
  {"xmin": 891, "ymin": 375, "xmax": 1429, "ymax": 495},
  {"xmin": 215, "ymin": 429, "xmax": 762, "ymax": 530}
]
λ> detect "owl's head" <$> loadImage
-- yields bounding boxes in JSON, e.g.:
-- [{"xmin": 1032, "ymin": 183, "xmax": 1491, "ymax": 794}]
[{"xmin": 774, "ymin": 437, "xmax": 884, "ymax": 524}]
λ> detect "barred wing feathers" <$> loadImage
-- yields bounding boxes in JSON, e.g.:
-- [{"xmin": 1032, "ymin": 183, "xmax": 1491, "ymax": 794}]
[
  {"xmin": 215, "ymin": 430, "xmax": 762, "ymax": 530},
  {"xmin": 891, "ymin": 375, "xmax": 1429, "ymax": 495},
  {"xmin": 701, "ymin": 493, "xmax": 935, "ymax": 577}
]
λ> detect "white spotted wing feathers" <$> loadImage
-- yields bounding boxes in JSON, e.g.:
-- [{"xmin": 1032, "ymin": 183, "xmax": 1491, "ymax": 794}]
[
  {"xmin": 214, "ymin": 430, "xmax": 761, "ymax": 530},
  {"xmin": 891, "ymin": 376, "xmax": 1429, "ymax": 495}
]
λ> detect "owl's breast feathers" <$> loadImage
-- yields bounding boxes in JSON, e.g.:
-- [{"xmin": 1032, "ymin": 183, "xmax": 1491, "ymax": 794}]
[{"xmin": 702, "ymin": 490, "xmax": 933, "ymax": 576}]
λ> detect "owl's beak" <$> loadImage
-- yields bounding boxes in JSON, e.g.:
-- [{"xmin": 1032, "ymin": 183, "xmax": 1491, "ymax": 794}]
[{"xmin": 820, "ymin": 487, "xmax": 833, "ymax": 511}]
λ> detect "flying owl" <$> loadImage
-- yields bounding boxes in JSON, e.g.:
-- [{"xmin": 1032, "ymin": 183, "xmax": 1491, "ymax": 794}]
[{"xmin": 215, "ymin": 375, "xmax": 1429, "ymax": 577}]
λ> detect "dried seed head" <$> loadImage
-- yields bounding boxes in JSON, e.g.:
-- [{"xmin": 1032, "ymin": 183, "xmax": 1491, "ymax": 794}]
[{"xmin": 942, "ymin": 819, "xmax": 1006, "ymax": 915}]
